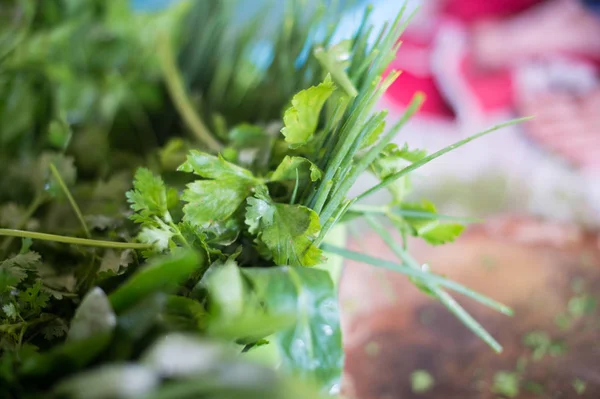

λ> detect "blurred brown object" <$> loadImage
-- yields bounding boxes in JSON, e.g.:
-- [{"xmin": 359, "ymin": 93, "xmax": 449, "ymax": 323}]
[{"xmin": 341, "ymin": 216, "xmax": 600, "ymax": 398}]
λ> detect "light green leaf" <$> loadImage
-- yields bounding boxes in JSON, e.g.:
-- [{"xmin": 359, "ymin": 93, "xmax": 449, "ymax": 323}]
[
  {"xmin": 400, "ymin": 201, "xmax": 465, "ymax": 245},
  {"xmin": 370, "ymin": 143, "xmax": 426, "ymax": 203},
  {"xmin": 138, "ymin": 224, "xmax": 175, "ymax": 252},
  {"xmin": 245, "ymin": 192, "xmax": 323, "ymax": 267},
  {"xmin": 126, "ymin": 168, "xmax": 172, "ymax": 224},
  {"xmin": 270, "ymin": 156, "xmax": 322, "ymax": 183},
  {"xmin": 179, "ymin": 150, "xmax": 261, "ymax": 227},
  {"xmin": 420, "ymin": 223, "xmax": 465, "ymax": 245},
  {"xmin": 241, "ymin": 266, "xmax": 343, "ymax": 394},
  {"xmin": 281, "ymin": 76, "xmax": 335, "ymax": 148}
]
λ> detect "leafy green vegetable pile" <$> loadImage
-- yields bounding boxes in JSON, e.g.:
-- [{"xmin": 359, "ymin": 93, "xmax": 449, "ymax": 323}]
[{"xmin": 0, "ymin": 1, "xmax": 523, "ymax": 397}]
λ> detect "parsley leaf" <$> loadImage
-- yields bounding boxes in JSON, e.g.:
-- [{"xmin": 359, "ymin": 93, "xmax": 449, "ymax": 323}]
[
  {"xmin": 281, "ymin": 76, "xmax": 335, "ymax": 148},
  {"xmin": 179, "ymin": 151, "xmax": 262, "ymax": 227},
  {"xmin": 245, "ymin": 190, "xmax": 323, "ymax": 266},
  {"xmin": 270, "ymin": 156, "xmax": 322, "ymax": 183},
  {"xmin": 370, "ymin": 143, "xmax": 427, "ymax": 203},
  {"xmin": 400, "ymin": 201, "xmax": 465, "ymax": 245}
]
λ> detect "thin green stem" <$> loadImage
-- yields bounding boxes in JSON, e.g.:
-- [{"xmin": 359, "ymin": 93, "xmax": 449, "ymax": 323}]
[
  {"xmin": 356, "ymin": 117, "xmax": 532, "ymax": 201},
  {"xmin": 158, "ymin": 35, "xmax": 223, "ymax": 153},
  {"xmin": 0, "ymin": 229, "xmax": 153, "ymax": 250},
  {"xmin": 349, "ymin": 204, "xmax": 483, "ymax": 223},
  {"xmin": 290, "ymin": 169, "xmax": 300, "ymax": 205},
  {"xmin": 49, "ymin": 163, "xmax": 90, "ymax": 238},
  {"xmin": 364, "ymin": 214, "xmax": 509, "ymax": 353},
  {"xmin": 321, "ymin": 242, "xmax": 513, "ymax": 317}
]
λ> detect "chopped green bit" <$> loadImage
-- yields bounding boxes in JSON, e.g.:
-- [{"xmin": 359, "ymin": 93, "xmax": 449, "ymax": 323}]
[
  {"xmin": 554, "ymin": 313, "xmax": 571, "ymax": 331},
  {"xmin": 524, "ymin": 381, "xmax": 545, "ymax": 395},
  {"xmin": 572, "ymin": 378, "xmax": 586, "ymax": 395},
  {"xmin": 492, "ymin": 371, "xmax": 519, "ymax": 398},
  {"xmin": 411, "ymin": 370, "xmax": 435, "ymax": 394},
  {"xmin": 523, "ymin": 331, "xmax": 566, "ymax": 361},
  {"xmin": 568, "ymin": 295, "xmax": 597, "ymax": 318},
  {"xmin": 364, "ymin": 341, "xmax": 380, "ymax": 357},
  {"xmin": 515, "ymin": 356, "xmax": 528, "ymax": 373}
]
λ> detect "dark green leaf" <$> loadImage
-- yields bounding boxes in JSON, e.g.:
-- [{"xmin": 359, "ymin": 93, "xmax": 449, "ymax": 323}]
[
  {"xmin": 245, "ymin": 191, "xmax": 323, "ymax": 266},
  {"xmin": 270, "ymin": 156, "xmax": 322, "ymax": 183},
  {"xmin": 109, "ymin": 250, "xmax": 202, "ymax": 313}
]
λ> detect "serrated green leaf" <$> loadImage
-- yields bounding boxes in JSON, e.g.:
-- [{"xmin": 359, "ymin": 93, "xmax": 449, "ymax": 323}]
[
  {"xmin": 400, "ymin": 201, "xmax": 465, "ymax": 245},
  {"xmin": 245, "ymin": 192, "xmax": 323, "ymax": 267},
  {"xmin": 281, "ymin": 76, "xmax": 335, "ymax": 148},
  {"xmin": 0, "ymin": 251, "xmax": 41, "ymax": 286},
  {"xmin": 18, "ymin": 280, "xmax": 50, "ymax": 313},
  {"xmin": 42, "ymin": 318, "xmax": 68, "ymax": 341},
  {"xmin": 370, "ymin": 143, "xmax": 426, "ymax": 203},
  {"xmin": 270, "ymin": 156, "xmax": 322, "ymax": 183},
  {"xmin": 126, "ymin": 168, "xmax": 172, "ymax": 224},
  {"xmin": 178, "ymin": 151, "xmax": 261, "ymax": 227},
  {"xmin": 2, "ymin": 303, "xmax": 18, "ymax": 321},
  {"xmin": 241, "ymin": 266, "xmax": 342, "ymax": 394},
  {"xmin": 138, "ymin": 224, "xmax": 175, "ymax": 252}
]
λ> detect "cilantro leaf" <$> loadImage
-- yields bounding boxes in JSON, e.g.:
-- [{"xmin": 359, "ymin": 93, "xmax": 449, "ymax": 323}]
[
  {"xmin": 18, "ymin": 280, "xmax": 50, "ymax": 313},
  {"xmin": 270, "ymin": 156, "xmax": 322, "ymax": 183},
  {"xmin": 126, "ymin": 168, "xmax": 172, "ymax": 224},
  {"xmin": 281, "ymin": 76, "xmax": 335, "ymax": 148},
  {"xmin": 42, "ymin": 318, "xmax": 68, "ymax": 341},
  {"xmin": 420, "ymin": 224, "xmax": 465, "ymax": 245},
  {"xmin": 400, "ymin": 201, "xmax": 465, "ymax": 245},
  {"xmin": 370, "ymin": 143, "xmax": 427, "ymax": 203},
  {"xmin": 179, "ymin": 151, "xmax": 262, "ymax": 227},
  {"xmin": 245, "ymin": 191, "xmax": 323, "ymax": 267},
  {"xmin": 138, "ymin": 223, "xmax": 176, "ymax": 252},
  {"xmin": 2, "ymin": 303, "xmax": 18, "ymax": 321},
  {"xmin": 0, "ymin": 251, "xmax": 41, "ymax": 288}
]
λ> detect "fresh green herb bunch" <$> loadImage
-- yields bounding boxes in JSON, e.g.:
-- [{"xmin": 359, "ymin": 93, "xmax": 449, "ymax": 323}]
[{"xmin": 0, "ymin": 1, "xmax": 525, "ymax": 398}]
